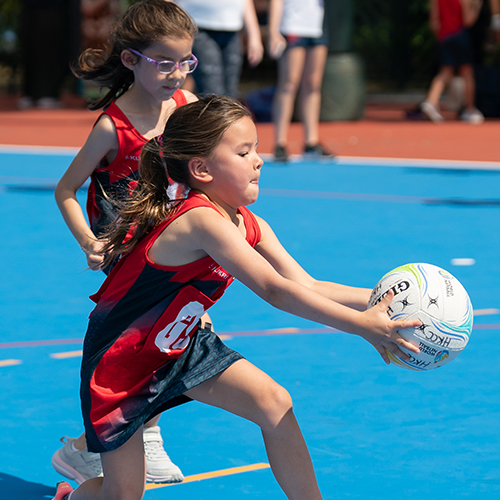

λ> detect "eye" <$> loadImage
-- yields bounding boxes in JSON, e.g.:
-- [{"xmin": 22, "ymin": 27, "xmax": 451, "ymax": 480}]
[{"xmin": 239, "ymin": 151, "xmax": 249, "ymax": 157}]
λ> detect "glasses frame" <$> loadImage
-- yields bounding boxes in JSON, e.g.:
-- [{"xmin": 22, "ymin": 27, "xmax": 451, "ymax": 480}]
[{"xmin": 127, "ymin": 48, "xmax": 198, "ymax": 75}]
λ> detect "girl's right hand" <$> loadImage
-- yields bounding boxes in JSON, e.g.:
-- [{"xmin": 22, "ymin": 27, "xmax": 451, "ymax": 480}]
[
  {"xmin": 268, "ymin": 33, "xmax": 287, "ymax": 59},
  {"xmin": 82, "ymin": 239, "xmax": 108, "ymax": 271},
  {"xmin": 359, "ymin": 290, "xmax": 421, "ymax": 365}
]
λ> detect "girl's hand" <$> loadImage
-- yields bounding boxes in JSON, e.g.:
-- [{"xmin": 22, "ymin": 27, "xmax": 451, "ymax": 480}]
[
  {"xmin": 360, "ymin": 290, "xmax": 421, "ymax": 365},
  {"xmin": 268, "ymin": 33, "xmax": 287, "ymax": 59},
  {"xmin": 82, "ymin": 239, "xmax": 108, "ymax": 271}
]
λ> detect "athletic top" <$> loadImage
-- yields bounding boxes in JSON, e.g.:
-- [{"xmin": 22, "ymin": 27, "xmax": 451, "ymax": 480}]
[
  {"xmin": 438, "ymin": 0, "xmax": 464, "ymax": 40},
  {"xmin": 81, "ymin": 192, "xmax": 261, "ymax": 450},
  {"xmin": 176, "ymin": 0, "xmax": 245, "ymax": 31},
  {"xmin": 86, "ymin": 89, "xmax": 188, "ymax": 237},
  {"xmin": 280, "ymin": 0, "xmax": 324, "ymax": 38}
]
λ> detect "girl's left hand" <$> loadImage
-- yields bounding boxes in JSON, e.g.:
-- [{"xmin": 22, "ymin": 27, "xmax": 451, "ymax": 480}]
[{"xmin": 359, "ymin": 290, "xmax": 421, "ymax": 365}]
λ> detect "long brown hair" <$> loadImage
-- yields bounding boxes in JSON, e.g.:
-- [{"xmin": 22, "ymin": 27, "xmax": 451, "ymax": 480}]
[
  {"xmin": 73, "ymin": 0, "xmax": 197, "ymax": 110},
  {"xmin": 102, "ymin": 95, "xmax": 253, "ymax": 265}
]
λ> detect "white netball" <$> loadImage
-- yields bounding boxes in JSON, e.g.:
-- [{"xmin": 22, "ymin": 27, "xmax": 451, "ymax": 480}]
[{"xmin": 368, "ymin": 263, "xmax": 473, "ymax": 371}]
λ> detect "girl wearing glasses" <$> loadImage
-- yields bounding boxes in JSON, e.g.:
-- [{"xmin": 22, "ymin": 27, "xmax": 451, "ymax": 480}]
[
  {"xmin": 52, "ymin": 95, "xmax": 420, "ymax": 500},
  {"xmin": 53, "ymin": 0, "xmax": 200, "ymax": 488}
]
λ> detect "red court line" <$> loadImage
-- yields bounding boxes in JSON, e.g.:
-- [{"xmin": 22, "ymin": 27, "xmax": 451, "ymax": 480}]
[
  {"xmin": 0, "ymin": 339, "xmax": 83, "ymax": 349},
  {"xmin": 1, "ymin": 323, "xmax": 499, "ymax": 350}
]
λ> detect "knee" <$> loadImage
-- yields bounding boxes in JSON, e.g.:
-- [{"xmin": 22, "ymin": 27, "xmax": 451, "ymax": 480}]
[{"xmin": 256, "ymin": 382, "xmax": 294, "ymax": 430}]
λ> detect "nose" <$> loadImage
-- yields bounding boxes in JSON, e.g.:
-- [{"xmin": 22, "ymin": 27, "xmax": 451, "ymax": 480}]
[
  {"xmin": 167, "ymin": 66, "xmax": 184, "ymax": 84},
  {"xmin": 255, "ymin": 153, "xmax": 263, "ymax": 169}
]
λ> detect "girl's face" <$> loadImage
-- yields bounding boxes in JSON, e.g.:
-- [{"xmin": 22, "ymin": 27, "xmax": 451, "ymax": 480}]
[
  {"xmin": 127, "ymin": 36, "xmax": 194, "ymax": 102},
  {"xmin": 203, "ymin": 116, "xmax": 263, "ymax": 210}
]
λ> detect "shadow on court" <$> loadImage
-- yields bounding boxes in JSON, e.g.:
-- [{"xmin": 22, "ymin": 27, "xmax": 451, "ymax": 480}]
[{"xmin": 0, "ymin": 472, "xmax": 55, "ymax": 500}]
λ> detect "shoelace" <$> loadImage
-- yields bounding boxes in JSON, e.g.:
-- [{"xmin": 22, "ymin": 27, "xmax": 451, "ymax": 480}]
[
  {"xmin": 143, "ymin": 438, "xmax": 170, "ymax": 461},
  {"xmin": 86, "ymin": 452, "xmax": 104, "ymax": 475}
]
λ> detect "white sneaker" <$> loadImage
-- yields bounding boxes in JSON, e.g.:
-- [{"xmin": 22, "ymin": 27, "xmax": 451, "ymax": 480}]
[
  {"xmin": 460, "ymin": 108, "xmax": 484, "ymax": 124},
  {"xmin": 420, "ymin": 101, "xmax": 444, "ymax": 123},
  {"xmin": 51, "ymin": 437, "xmax": 103, "ymax": 485},
  {"xmin": 143, "ymin": 426, "xmax": 184, "ymax": 483}
]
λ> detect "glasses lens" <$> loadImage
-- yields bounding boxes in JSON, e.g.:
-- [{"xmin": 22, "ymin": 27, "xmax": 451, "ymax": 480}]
[
  {"xmin": 180, "ymin": 59, "xmax": 198, "ymax": 73},
  {"xmin": 157, "ymin": 61, "xmax": 176, "ymax": 74}
]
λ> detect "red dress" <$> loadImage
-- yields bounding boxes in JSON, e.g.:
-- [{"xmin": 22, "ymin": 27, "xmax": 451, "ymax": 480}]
[{"xmin": 81, "ymin": 192, "xmax": 262, "ymax": 452}]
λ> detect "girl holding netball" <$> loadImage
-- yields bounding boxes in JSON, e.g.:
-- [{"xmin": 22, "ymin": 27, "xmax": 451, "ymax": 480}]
[
  {"xmin": 53, "ymin": 0, "xmax": 199, "ymax": 486},
  {"xmin": 52, "ymin": 95, "xmax": 420, "ymax": 500}
]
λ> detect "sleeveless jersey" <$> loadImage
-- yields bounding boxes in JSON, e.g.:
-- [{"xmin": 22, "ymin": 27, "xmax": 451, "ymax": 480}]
[
  {"xmin": 81, "ymin": 192, "xmax": 261, "ymax": 449},
  {"xmin": 438, "ymin": 0, "xmax": 464, "ymax": 40},
  {"xmin": 86, "ymin": 89, "xmax": 188, "ymax": 237}
]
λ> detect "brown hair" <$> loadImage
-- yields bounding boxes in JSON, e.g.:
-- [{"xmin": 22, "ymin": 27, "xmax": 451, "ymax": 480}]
[
  {"xmin": 102, "ymin": 95, "xmax": 253, "ymax": 264},
  {"xmin": 73, "ymin": 0, "xmax": 197, "ymax": 110}
]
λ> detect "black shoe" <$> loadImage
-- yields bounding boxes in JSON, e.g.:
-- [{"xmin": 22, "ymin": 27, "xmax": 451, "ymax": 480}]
[
  {"xmin": 273, "ymin": 144, "xmax": 289, "ymax": 162},
  {"xmin": 303, "ymin": 143, "xmax": 335, "ymax": 160}
]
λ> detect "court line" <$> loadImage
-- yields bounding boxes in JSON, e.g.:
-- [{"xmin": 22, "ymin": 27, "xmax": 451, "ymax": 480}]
[
  {"xmin": 1, "ymin": 313, "xmax": 499, "ymax": 352},
  {"xmin": 0, "ymin": 144, "xmax": 79, "ymax": 155},
  {"xmin": 50, "ymin": 350, "xmax": 83, "ymax": 359},
  {"xmin": 2, "ymin": 144, "xmax": 500, "ymax": 170},
  {"xmin": 3, "ymin": 178, "xmax": 500, "ymax": 206},
  {"xmin": 145, "ymin": 462, "xmax": 270, "ymax": 490},
  {"xmin": 0, "ymin": 359, "xmax": 22, "ymax": 367},
  {"xmin": 261, "ymin": 188, "xmax": 500, "ymax": 206},
  {"xmin": 260, "ymin": 153, "xmax": 500, "ymax": 170}
]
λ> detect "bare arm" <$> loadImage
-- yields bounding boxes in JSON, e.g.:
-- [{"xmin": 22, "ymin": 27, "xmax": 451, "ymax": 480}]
[
  {"xmin": 267, "ymin": 0, "xmax": 287, "ymax": 58},
  {"xmin": 150, "ymin": 208, "xmax": 420, "ymax": 364},
  {"xmin": 54, "ymin": 115, "xmax": 118, "ymax": 269},
  {"xmin": 461, "ymin": 0, "xmax": 483, "ymax": 27},
  {"xmin": 243, "ymin": 0, "xmax": 264, "ymax": 67},
  {"xmin": 429, "ymin": 0, "xmax": 440, "ymax": 35}
]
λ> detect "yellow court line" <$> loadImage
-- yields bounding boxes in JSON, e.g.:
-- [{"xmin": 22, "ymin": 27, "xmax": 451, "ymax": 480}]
[
  {"xmin": 0, "ymin": 359, "xmax": 22, "ymax": 367},
  {"xmin": 145, "ymin": 462, "xmax": 270, "ymax": 490},
  {"xmin": 50, "ymin": 350, "xmax": 83, "ymax": 359}
]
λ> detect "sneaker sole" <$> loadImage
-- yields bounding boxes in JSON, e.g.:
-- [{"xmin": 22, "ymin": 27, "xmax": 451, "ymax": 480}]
[
  {"xmin": 51, "ymin": 450, "xmax": 87, "ymax": 485},
  {"xmin": 146, "ymin": 473, "xmax": 184, "ymax": 484}
]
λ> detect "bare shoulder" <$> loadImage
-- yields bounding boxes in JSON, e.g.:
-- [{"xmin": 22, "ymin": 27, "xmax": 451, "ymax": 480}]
[
  {"xmin": 150, "ymin": 206, "xmax": 226, "ymax": 266},
  {"xmin": 180, "ymin": 89, "xmax": 198, "ymax": 104}
]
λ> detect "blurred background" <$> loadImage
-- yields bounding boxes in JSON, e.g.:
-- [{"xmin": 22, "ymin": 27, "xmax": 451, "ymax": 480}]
[{"xmin": 1, "ymin": 0, "xmax": 499, "ymax": 120}]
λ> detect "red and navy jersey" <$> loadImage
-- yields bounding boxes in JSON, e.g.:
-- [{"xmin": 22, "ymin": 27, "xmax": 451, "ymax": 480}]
[
  {"xmin": 81, "ymin": 192, "xmax": 261, "ymax": 449},
  {"xmin": 86, "ymin": 90, "xmax": 188, "ymax": 237},
  {"xmin": 438, "ymin": 0, "xmax": 463, "ymax": 39}
]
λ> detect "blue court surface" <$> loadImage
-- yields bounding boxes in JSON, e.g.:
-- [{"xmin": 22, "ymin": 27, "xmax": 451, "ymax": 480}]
[{"xmin": 2, "ymin": 148, "xmax": 500, "ymax": 500}]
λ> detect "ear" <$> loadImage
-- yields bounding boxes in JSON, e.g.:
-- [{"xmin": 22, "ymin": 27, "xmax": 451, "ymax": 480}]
[
  {"xmin": 188, "ymin": 158, "xmax": 213, "ymax": 184},
  {"xmin": 121, "ymin": 49, "xmax": 138, "ymax": 71}
]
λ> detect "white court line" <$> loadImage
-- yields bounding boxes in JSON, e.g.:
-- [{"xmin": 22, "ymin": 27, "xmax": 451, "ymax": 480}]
[
  {"xmin": 1, "ymin": 145, "xmax": 499, "ymax": 170},
  {"xmin": 259, "ymin": 153, "xmax": 500, "ymax": 171}
]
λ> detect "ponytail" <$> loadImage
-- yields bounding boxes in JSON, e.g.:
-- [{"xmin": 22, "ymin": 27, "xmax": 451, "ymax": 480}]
[{"xmin": 101, "ymin": 138, "xmax": 182, "ymax": 266}]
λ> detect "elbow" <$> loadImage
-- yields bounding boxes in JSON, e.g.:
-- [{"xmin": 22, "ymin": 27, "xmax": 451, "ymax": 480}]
[{"xmin": 259, "ymin": 280, "xmax": 293, "ymax": 313}]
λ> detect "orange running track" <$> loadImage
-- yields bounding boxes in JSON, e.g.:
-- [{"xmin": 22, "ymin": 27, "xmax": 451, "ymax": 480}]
[{"xmin": 0, "ymin": 96, "xmax": 498, "ymax": 162}]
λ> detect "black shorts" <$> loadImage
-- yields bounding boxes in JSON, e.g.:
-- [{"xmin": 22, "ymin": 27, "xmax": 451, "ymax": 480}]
[{"xmin": 438, "ymin": 29, "xmax": 474, "ymax": 67}]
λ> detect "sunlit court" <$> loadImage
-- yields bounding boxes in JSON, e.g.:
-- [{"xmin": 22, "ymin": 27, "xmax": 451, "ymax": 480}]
[{"xmin": 2, "ymin": 145, "xmax": 500, "ymax": 499}]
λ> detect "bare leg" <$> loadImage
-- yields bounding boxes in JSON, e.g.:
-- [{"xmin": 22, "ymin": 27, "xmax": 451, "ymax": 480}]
[
  {"xmin": 185, "ymin": 359, "xmax": 322, "ymax": 500},
  {"xmin": 425, "ymin": 65, "xmax": 454, "ymax": 106},
  {"xmin": 273, "ymin": 46, "xmax": 307, "ymax": 148},
  {"xmin": 459, "ymin": 63, "xmax": 476, "ymax": 110},
  {"xmin": 71, "ymin": 427, "xmax": 146, "ymax": 500},
  {"xmin": 298, "ymin": 44, "xmax": 328, "ymax": 146}
]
